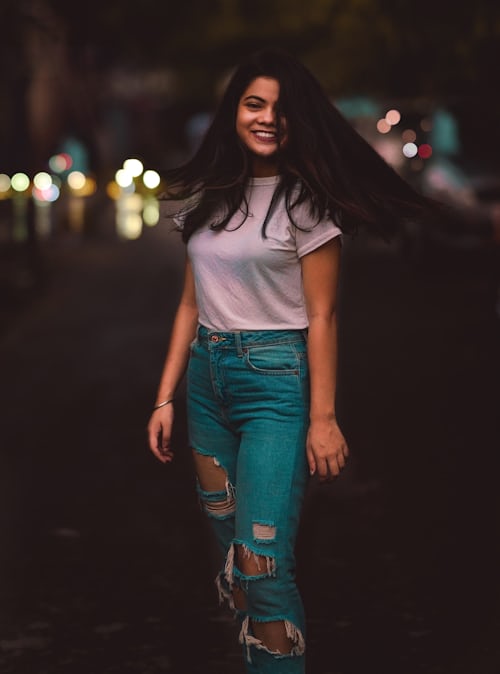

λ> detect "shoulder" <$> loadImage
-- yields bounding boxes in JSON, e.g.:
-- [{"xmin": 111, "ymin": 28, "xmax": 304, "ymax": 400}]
[{"xmin": 291, "ymin": 201, "xmax": 342, "ymax": 258}]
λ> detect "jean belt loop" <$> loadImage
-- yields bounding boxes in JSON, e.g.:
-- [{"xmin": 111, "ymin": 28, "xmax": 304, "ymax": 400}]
[{"xmin": 235, "ymin": 331, "xmax": 243, "ymax": 357}]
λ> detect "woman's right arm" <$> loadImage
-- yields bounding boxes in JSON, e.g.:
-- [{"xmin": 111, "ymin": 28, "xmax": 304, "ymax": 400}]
[{"xmin": 147, "ymin": 254, "xmax": 198, "ymax": 463}]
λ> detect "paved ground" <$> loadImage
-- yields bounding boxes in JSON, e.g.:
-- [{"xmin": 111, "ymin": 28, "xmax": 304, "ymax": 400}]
[{"xmin": 0, "ymin": 221, "xmax": 499, "ymax": 674}]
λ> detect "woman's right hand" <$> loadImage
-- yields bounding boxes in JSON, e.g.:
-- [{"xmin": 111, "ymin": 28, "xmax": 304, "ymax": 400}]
[{"xmin": 147, "ymin": 404, "xmax": 175, "ymax": 464}]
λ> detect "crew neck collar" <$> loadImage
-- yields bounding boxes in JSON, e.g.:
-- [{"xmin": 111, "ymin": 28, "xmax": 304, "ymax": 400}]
[{"xmin": 248, "ymin": 175, "xmax": 281, "ymax": 186}]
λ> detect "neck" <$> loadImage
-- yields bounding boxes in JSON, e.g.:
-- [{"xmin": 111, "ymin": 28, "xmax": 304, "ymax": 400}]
[{"xmin": 251, "ymin": 157, "xmax": 279, "ymax": 178}]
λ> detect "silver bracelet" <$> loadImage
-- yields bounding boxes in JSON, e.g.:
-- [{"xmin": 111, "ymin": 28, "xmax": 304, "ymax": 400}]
[{"xmin": 153, "ymin": 398, "xmax": 175, "ymax": 410}]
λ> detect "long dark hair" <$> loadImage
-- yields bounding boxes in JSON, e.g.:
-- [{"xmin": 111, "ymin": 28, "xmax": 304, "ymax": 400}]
[{"xmin": 164, "ymin": 48, "xmax": 434, "ymax": 242}]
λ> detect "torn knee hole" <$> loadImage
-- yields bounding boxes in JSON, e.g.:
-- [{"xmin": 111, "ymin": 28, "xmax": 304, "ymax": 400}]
[
  {"xmin": 239, "ymin": 616, "xmax": 305, "ymax": 658},
  {"xmin": 201, "ymin": 491, "xmax": 236, "ymax": 517},
  {"xmin": 193, "ymin": 451, "xmax": 230, "ymax": 492},
  {"xmin": 193, "ymin": 452, "xmax": 235, "ymax": 517},
  {"xmin": 236, "ymin": 544, "xmax": 276, "ymax": 577}
]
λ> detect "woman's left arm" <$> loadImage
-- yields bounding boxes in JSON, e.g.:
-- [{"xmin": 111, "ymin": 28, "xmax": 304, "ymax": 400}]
[{"xmin": 301, "ymin": 236, "xmax": 348, "ymax": 482}]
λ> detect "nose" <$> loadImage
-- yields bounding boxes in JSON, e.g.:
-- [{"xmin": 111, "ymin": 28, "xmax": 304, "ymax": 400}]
[{"xmin": 257, "ymin": 106, "xmax": 276, "ymax": 125}]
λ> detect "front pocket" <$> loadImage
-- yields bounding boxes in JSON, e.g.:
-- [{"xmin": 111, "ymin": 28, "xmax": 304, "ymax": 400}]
[{"xmin": 243, "ymin": 343, "xmax": 302, "ymax": 375}]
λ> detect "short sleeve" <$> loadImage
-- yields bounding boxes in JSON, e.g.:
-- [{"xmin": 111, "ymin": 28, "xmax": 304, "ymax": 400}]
[{"xmin": 294, "ymin": 215, "xmax": 342, "ymax": 258}]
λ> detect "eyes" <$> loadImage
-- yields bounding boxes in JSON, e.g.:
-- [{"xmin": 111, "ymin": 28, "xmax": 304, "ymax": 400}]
[
  {"xmin": 241, "ymin": 97, "xmax": 276, "ymax": 113},
  {"xmin": 245, "ymin": 102, "xmax": 262, "ymax": 110},
  {"xmin": 240, "ymin": 100, "xmax": 286, "ymax": 123}
]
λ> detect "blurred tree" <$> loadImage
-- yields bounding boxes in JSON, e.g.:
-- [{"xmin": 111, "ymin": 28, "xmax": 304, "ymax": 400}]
[
  {"xmin": 0, "ymin": 1, "xmax": 33, "ymax": 172},
  {"xmin": 3, "ymin": 0, "xmax": 499, "ymax": 96},
  {"xmin": 33, "ymin": 0, "xmax": 500, "ymax": 99},
  {"xmin": 1, "ymin": 0, "xmax": 73, "ymax": 171}
]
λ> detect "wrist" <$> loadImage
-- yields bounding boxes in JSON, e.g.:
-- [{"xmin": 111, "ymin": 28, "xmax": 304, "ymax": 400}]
[
  {"xmin": 155, "ymin": 388, "xmax": 175, "ymax": 404},
  {"xmin": 309, "ymin": 410, "xmax": 336, "ymax": 422},
  {"xmin": 153, "ymin": 398, "xmax": 175, "ymax": 411}
]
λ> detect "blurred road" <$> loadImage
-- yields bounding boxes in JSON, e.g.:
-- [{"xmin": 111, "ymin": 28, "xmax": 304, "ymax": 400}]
[{"xmin": 0, "ymin": 222, "xmax": 499, "ymax": 674}]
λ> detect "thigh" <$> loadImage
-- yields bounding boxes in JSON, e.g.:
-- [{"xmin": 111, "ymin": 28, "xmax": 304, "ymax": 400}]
[
  {"xmin": 235, "ymin": 414, "xmax": 309, "ymax": 556},
  {"xmin": 231, "ymin": 340, "xmax": 310, "ymax": 555},
  {"xmin": 187, "ymin": 344, "xmax": 239, "ymax": 558},
  {"xmin": 187, "ymin": 340, "xmax": 239, "ymax": 483}
]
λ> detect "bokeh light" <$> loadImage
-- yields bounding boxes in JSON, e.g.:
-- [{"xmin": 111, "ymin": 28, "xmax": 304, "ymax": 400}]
[
  {"xmin": 420, "ymin": 118, "xmax": 433, "ymax": 132},
  {"xmin": 116, "ymin": 192, "xmax": 144, "ymax": 240},
  {"xmin": 49, "ymin": 153, "xmax": 73, "ymax": 173},
  {"xmin": 80, "ymin": 177, "xmax": 97, "ymax": 196},
  {"xmin": 123, "ymin": 193, "xmax": 143, "ymax": 212},
  {"xmin": 34, "ymin": 172, "xmax": 52, "ymax": 191},
  {"xmin": 68, "ymin": 171, "xmax": 86, "ymax": 190},
  {"xmin": 376, "ymin": 119, "xmax": 391, "ymax": 134},
  {"xmin": 143, "ymin": 170, "xmax": 161, "ymax": 189},
  {"xmin": 418, "ymin": 143, "xmax": 433, "ymax": 159},
  {"xmin": 403, "ymin": 142, "xmax": 418, "ymax": 158},
  {"xmin": 11, "ymin": 173, "xmax": 30, "ymax": 192},
  {"xmin": 115, "ymin": 169, "xmax": 134, "ymax": 188},
  {"xmin": 143, "ymin": 199, "xmax": 160, "ymax": 226},
  {"xmin": 385, "ymin": 109, "xmax": 401, "ymax": 126},
  {"xmin": 123, "ymin": 158, "xmax": 144, "ymax": 177},
  {"xmin": 46, "ymin": 184, "xmax": 60, "ymax": 202},
  {"xmin": 0, "ymin": 174, "xmax": 10, "ymax": 192},
  {"xmin": 33, "ymin": 184, "xmax": 60, "ymax": 202},
  {"xmin": 402, "ymin": 129, "xmax": 417, "ymax": 143},
  {"xmin": 106, "ymin": 181, "xmax": 121, "ymax": 200},
  {"xmin": 117, "ymin": 213, "xmax": 143, "ymax": 240}
]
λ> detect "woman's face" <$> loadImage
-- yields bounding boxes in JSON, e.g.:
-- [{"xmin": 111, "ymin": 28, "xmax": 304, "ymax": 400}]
[{"xmin": 236, "ymin": 76, "xmax": 287, "ymax": 177}]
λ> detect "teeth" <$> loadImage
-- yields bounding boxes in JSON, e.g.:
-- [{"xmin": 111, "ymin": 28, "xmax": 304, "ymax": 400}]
[{"xmin": 254, "ymin": 131, "xmax": 276, "ymax": 138}]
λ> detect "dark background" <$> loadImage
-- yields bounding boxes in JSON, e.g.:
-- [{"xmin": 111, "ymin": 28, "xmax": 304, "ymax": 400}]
[
  {"xmin": 2, "ymin": 0, "xmax": 500, "ymax": 174},
  {"xmin": 0, "ymin": 2, "xmax": 499, "ymax": 673}
]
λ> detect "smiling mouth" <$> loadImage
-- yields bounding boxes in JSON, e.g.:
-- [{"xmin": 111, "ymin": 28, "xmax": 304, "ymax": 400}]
[{"xmin": 252, "ymin": 130, "xmax": 278, "ymax": 143}]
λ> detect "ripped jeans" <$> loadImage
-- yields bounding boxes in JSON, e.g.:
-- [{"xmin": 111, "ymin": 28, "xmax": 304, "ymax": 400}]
[{"xmin": 187, "ymin": 325, "xmax": 310, "ymax": 673}]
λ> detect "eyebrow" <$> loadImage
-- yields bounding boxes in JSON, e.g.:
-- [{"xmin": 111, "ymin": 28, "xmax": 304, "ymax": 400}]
[{"xmin": 242, "ymin": 95, "xmax": 266, "ymax": 103}]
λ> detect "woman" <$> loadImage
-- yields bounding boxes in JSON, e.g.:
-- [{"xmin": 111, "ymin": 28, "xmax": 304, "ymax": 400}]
[{"xmin": 147, "ymin": 49, "xmax": 431, "ymax": 673}]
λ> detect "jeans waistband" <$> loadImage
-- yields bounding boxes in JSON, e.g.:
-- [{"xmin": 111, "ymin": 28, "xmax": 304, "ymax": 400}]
[{"xmin": 196, "ymin": 324, "xmax": 307, "ymax": 350}]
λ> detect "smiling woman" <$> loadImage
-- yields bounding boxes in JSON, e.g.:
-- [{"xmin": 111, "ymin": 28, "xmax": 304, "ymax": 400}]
[
  {"xmin": 235, "ymin": 77, "xmax": 288, "ymax": 176},
  {"xmin": 148, "ymin": 48, "xmax": 434, "ymax": 674}
]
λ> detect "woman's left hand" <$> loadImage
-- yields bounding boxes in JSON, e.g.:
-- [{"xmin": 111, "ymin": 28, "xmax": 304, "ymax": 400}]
[{"xmin": 306, "ymin": 417, "xmax": 348, "ymax": 482}]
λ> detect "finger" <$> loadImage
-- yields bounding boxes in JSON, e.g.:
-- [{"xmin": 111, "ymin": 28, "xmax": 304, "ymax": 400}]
[
  {"xmin": 149, "ymin": 419, "xmax": 170, "ymax": 452},
  {"xmin": 152, "ymin": 443, "xmax": 174, "ymax": 464},
  {"xmin": 154, "ymin": 450, "xmax": 169, "ymax": 464},
  {"xmin": 147, "ymin": 424, "xmax": 172, "ymax": 464},
  {"xmin": 321, "ymin": 452, "xmax": 345, "ymax": 482},
  {"xmin": 336, "ymin": 450, "xmax": 346, "ymax": 469},
  {"xmin": 317, "ymin": 458, "xmax": 331, "ymax": 482},
  {"xmin": 306, "ymin": 446, "xmax": 317, "ymax": 476},
  {"xmin": 156, "ymin": 432, "xmax": 171, "ymax": 454},
  {"xmin": 328, "ymin": 456, "xmax": 341, "ymax": 477},
  {"xmin": 158, "ymin": 449, "xmax": 174, "ymax": 463}
]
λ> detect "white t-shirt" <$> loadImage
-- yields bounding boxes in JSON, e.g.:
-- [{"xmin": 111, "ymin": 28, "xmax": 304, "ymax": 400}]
[{"xmin": 186, "ymin": 175, "xmax": 341, "ymax": 330}]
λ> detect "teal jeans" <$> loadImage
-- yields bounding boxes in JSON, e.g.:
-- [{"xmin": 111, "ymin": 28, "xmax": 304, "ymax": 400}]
[{"xmin": 187, "ymin": 325, "xmax": 310, "ymax": 673}]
